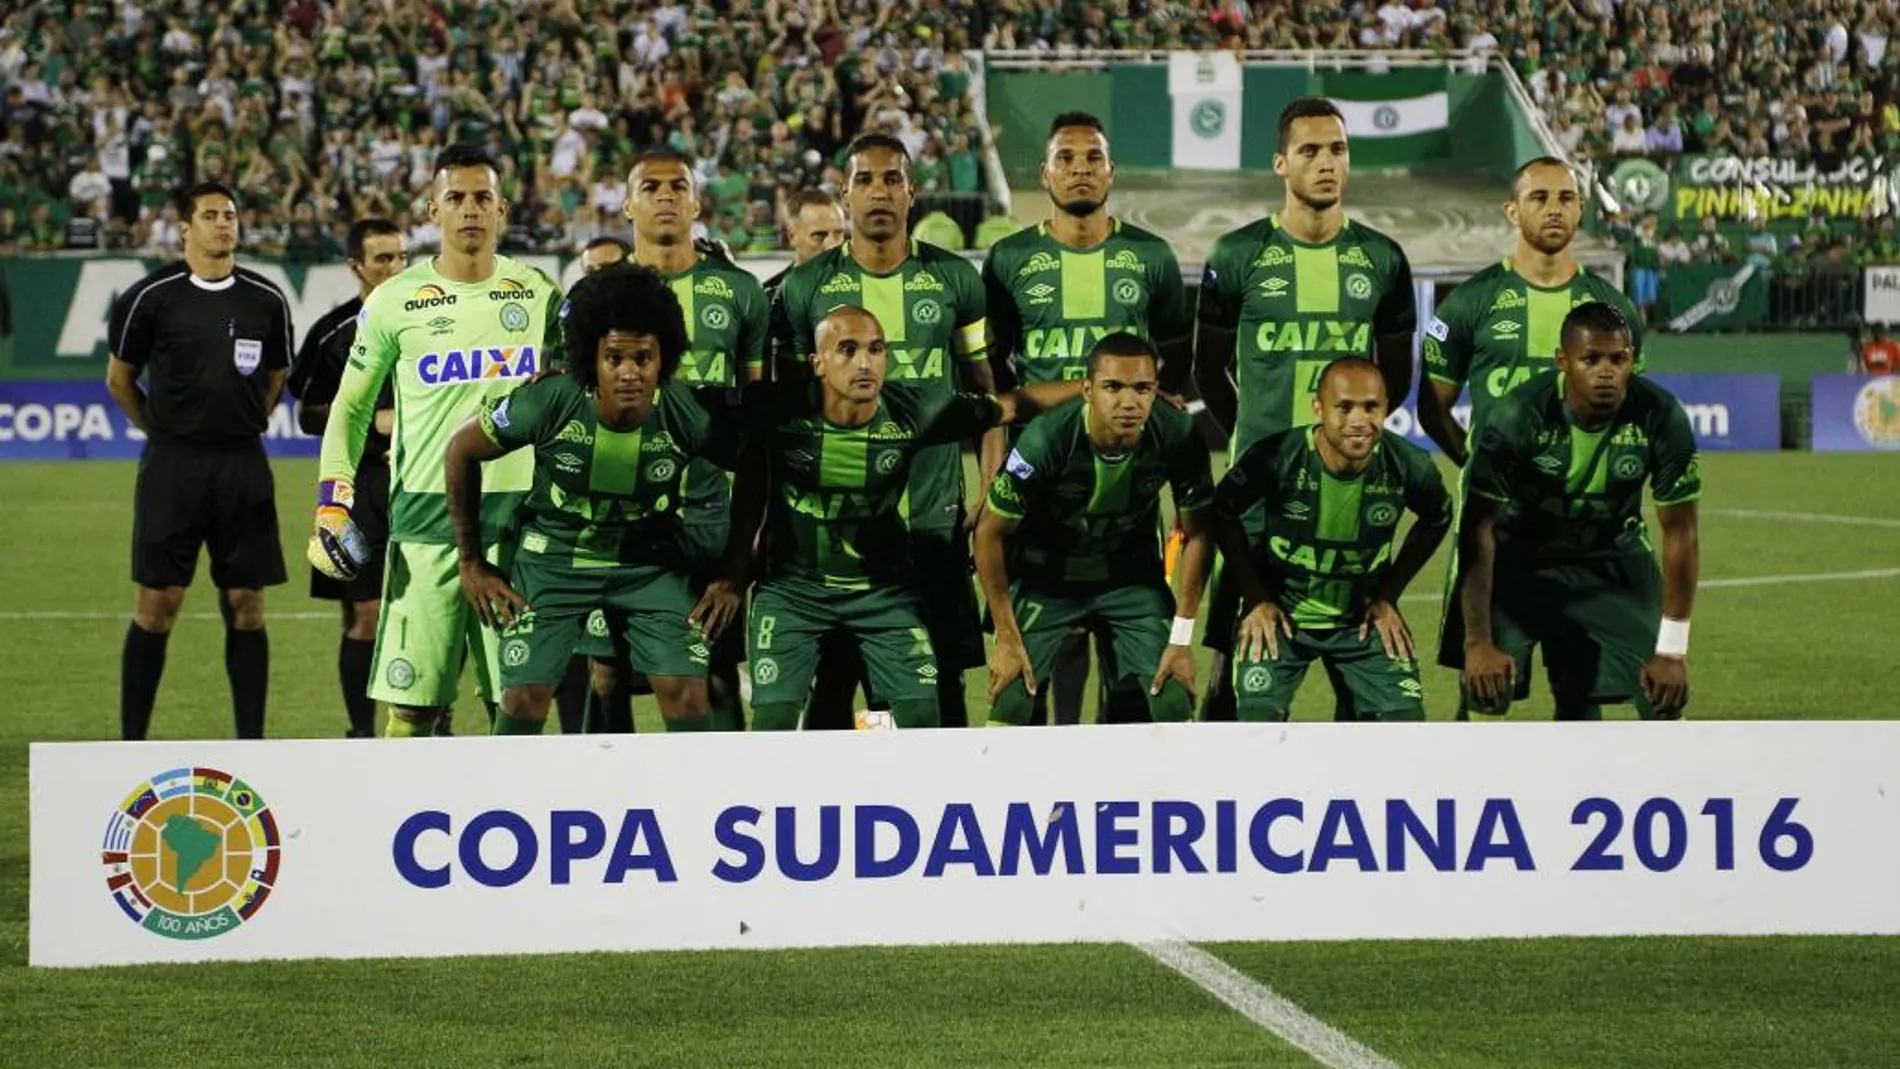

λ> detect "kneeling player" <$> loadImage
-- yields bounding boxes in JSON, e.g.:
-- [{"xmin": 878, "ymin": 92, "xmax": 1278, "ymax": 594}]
[
  {"xmin": 1209, "ymin": 359, "xmax": 1451, "ymax": 721},
  {"xmin": 976, "ymin": 332, "xmax": 1214, "ymax": 725},
  {"xmin": 735, "ymin": 306, "xmax": 1082, "ymax": 730},
  {"xmin": 1454, "ymin": 301, "xmax": 1698, "ymax": 720},
  {"xmin": 443, "ymin": 264, "xmax": 746, "ymax": 733}
]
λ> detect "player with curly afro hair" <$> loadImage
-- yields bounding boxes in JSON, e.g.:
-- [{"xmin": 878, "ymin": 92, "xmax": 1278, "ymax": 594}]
[{"xmin": 556, "ymin": 260, "xmax": 690, "ymax": 399}]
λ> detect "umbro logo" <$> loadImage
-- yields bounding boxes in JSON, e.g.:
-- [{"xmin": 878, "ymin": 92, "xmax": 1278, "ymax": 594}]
[
  {"xmin": 1259, "ymin": 277, "xmax": 1289, "ymax": 298},
  {"xmin": 1025, "ymin": 283, "xmax": 1056, "ymax": 301},
  {"xmin": 1493, "ymin": 321, "xmax": 1523, "ymax": 338},
  {"xmin": 1533, "ymin": 455, "xmax": 1563, "ymax": 473}
]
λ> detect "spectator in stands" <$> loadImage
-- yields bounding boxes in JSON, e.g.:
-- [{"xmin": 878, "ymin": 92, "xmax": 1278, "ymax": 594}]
[
  {"xmin": 1626, "ymin": 213, "xmax": 1664, "ymax": 323},
  {"xmin": 1743, "ymin": 215, "xmax": 1781, "ymax": 267},
  {"xmin": 1690, "ymin": 216, "xmax": 1735, "ymax": 264},
  {"xmin": 1659, "ymin": 225, "xmax": 1693, "ymax": 267},
  {"xmin": 1645, "ymin": 103, "xmax": 1686, "ymax": 160}
]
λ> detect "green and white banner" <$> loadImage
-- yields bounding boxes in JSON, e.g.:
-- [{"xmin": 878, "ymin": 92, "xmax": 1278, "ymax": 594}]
[
  {"xmin": 1169, "ymin": 51, "xmax": 1243, "ymax": 171},
  {"xmin": 1321, "ymin": 68, "xmax": 1450, "ymax": 168}
]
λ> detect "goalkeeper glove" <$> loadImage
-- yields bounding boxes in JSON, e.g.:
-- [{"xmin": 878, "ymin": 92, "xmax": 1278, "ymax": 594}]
[{"xmin": 308, "ymin": 479, "xmax": 370, "ymax": 580}]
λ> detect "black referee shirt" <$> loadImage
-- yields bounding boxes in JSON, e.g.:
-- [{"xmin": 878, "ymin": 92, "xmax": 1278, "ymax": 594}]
[
  {"xmin": 107, "ymin": 262, "xmax": 293, "ymax": 447},
  {"xmin": 286, "ymin": 296, "xmax": 393, "ymax": 462}
]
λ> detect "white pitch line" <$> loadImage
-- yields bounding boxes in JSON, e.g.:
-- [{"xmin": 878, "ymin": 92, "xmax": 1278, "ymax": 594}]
[
  {"xmin": 0, "ymin": 610, "xmax": 339, "ymax": 621},
  {"xmin": 1707, "ymin": 508, "xmax": 1900, "ymax": 529},
  {"xmin": 1134, "ymin": 940, "xmax": 1404, "ymax": 1069}
]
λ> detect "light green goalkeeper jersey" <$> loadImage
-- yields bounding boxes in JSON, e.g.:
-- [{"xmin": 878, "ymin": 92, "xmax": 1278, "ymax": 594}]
[{"xmin": 317, "ymin": 256, "xmax": 564, "ymax": 545}]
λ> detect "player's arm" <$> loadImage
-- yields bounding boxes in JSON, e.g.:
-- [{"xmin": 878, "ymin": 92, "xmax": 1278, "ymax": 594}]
[
  {"xmin": 444, "ymin": 402, "xmax": 530, "ymax": 630},
  {"xmin": 288, "ymin": 319, "xmax": 335, "ymax": 435},
  {"xmin": 262, "ymin": 286, "xmax": 293, "ymax": 414},
  {"xmin": 989, "ymin": 378, "xmax": 1085, "ymax": 428},
  {"xmin": 1150, "ymin": 243, "xmax": 1196, "ymax": 397},
  {"xmin": 1192, "ymin": 243, "xmax": 1242, "ymax": 438},
  {"xmin": 976, "ymin": 451, "xmax": 1035, "ymax": 703},
  {"xmin": 737, "ymin": 275, "xmax": 770, "ymax": 384},
  {"xmin": 953, "ymin": 265, "xmax": 995, "ymax": 395},
  {"xmin": 316, "ymin": 303, "xmax": 394, "ymax": 494},
  {"xmin": 537, "ymin": 279, "xmax": 568, "ymax": 371},
  {"xmin": 104, "ymin": 279, "xmax": 157, "ymax": 432},
  {"xmin": 1418, "ymin": 305, "xmax": 1471, "ymax": 465},
  {"xmin": 1643, "ymin": 408, "xmax": 1703, "ymax": 715},
  {"xmin": 105, "ymin": 355, "xmax": 149, "ymax": 432},
  {"xmin": 1364, "ymin": 461, "xmax": 1454, "ymax": 660},
  {"xmin": 1371, "ymin": 246, "xmax": 1418, "ymax": 421},
  {"xmin": 1457, "ymin": 430, "xmax": 1518, "ymax": 708},
  {"xmin": 1209, "ymin": 446, "xmax": 1291, "ymax": 662},
  {"xmin": 1165, "ymin": 423, "xmax": 1219, "ymax": 627},
  {"xmin": 976, "ymin": 254, "xmax": 1018, "ymax": 503}
]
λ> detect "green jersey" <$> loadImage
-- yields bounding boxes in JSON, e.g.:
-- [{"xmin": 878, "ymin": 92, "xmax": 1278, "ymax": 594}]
[
  {"xmin": 981, "ymin": 219, "xmax": 1192, "ymax": 384},
  {"xmin": 1422, "ymin": 260, "xmax": 1643, "ymax": 431},
  {"xmin": 319, "ymin": 257, "xmax": 564, "ymax": 544},
  {"xmin": 732, "ymin": 380, "xmax": 1002, "ymax": 590},
  {"xmin": 1198, "ymin": 216, "xmax": 1415, "ymax": 454},
  {"xmin": 1468, "ymin": 373, "xmax": 1702, "ymax": 565},
  {"xmin": 775, "ymin": 241, "xmax": 990, "ymax": 532},
  {"xmin": 1215, "ymin": 428, "xmax": 1451, "ymax": 629},
  {"xmin": 660, "ymin": 253, "xmax": 771, "ymax": 521},
  {"xmin": 987, "ymin": 399, "xmax": 1213, "ymax": 584},
  {"xmin": 479, "ymin": 374, "xmax": 738, "ymax": 571}
]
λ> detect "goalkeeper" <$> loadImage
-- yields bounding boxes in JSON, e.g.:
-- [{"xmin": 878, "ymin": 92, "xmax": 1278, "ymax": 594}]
[{"xmin": 310, "ymin": 144, "xmax": 563, "ymax": 737}]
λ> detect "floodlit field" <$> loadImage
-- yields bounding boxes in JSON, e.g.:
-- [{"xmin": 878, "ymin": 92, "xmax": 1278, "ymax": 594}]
[{"xmin": 2, "ymin": 452, "xmax": 1897, "ymax": 1067}]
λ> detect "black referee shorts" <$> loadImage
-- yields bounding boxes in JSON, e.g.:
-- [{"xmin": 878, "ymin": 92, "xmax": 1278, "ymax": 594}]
[
  {"xmin": 131, "ymin": 440, "xmax": 287, "ymax": 591},
  {"xmin": 309, "ymin": 458, "xmax": 390, "ymax": 603}
]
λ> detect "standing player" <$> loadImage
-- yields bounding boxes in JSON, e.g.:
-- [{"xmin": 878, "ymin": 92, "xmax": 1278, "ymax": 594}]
[
  {"xmin": 980, "ymin": 111, "xmax": 1194, "ymax": 727},
  {"xmin": 1195, "ymin": 96, "xmax": 1417, "ymax": 723},
  {"xmin": 732, "ymin": 306, "xmax": 1080, "ymax": 730},
  {"xmin": 577, "ymin": 148, "xmax": 771, "ymax": 734},
  {"xmin": 309, "ymin": 144, "xmax": 564, "ymax": 738},
  {"xmin": 106, "ymin": 181, "xmax": 294, "ymax": 740},
  {"xmin": 977, "ymin": 333, "xmax": 1213, "ymax": 725},
  {"xmin": 287, "ymin": 217, "xmax": 408, "ymax": 738},
  {"xmin": 1457, "ymin": 302, "xmax": 1698, "ymax": 720},
  {"xmin": 1205, "ymin": 359, "xmax": 1451, "ymax": 721},
  {"xmin": 774, "ymin": 133, "xmax": 993, "ymax": 729},
  {"xmin": 444, "ymin": 264, "xmax": 748, "ymax": 734}
]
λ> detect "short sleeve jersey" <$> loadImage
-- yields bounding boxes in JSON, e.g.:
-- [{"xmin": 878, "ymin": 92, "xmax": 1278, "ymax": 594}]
[
  {"xmin": 1198, "ymin": 216, "xmax": 1414, "ymax": 454},
  {"xmin": 987, "ymin": 399, "xmax": 1213, "ymax": 585},
  {"xmin": 1215, "ymin": 428, "xmax": 1452, "ymax": 628},
  {"xmin": 1467, "ymin": 373, "xmax": 1702, "ymax": 564}
]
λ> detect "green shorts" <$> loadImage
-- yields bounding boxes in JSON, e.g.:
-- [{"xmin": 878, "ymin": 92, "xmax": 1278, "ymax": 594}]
[
  {"xmin": 909, "ymin": 525, "xmax": 985, "ymax": 672},
  {"xmin": 370, "ymin": 540, "xmax": 506, "ymax": 708},
  {"xmin": 576, "ymin": 517, "xmax": 743, "ymax": 665},
  {"xmin": 1464, "ymin": 552, "xmax": 1663, "ymax": 711},
  {"xmin": 503, "ymin": 551, "xmax": 710, "ymax": 687},
  {"xmin": 989, "ymin": 578, "xmax": 1188, "ymax": 726},
  {"xmin": 748, "ymin": 577, "xmax": 939, "ymax": 711},
  {"xmin": 1232, "ymin": 623, "xmax": 1425, "ymax": 722}
]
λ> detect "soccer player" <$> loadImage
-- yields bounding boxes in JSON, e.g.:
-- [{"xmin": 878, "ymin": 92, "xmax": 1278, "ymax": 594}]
[
  {"xmin": 1206, "ymin": 359, "xmax": 1451, "ymax": 721},
  {"xmin": 732, "ymin": 306, "xmax": 1080, "ymax": 730},
  {"xmin": 774, "ymin": 133, "xmax": 993, "ymax": 729},
  {"xmin": 979, "ymin": 111, "xmax": 1194, "ymax": 727},
  {"xmin": 977, "ymin": 333, "xmax": 1213, "ymax": 725},
  {"xmin": 1195, "ymin": 96, "xmax": 1417, "ymax": 723},
  {"xmin": 579, "ymin": 236, "xmax": 631, "ymax": 275},
  {"xmin": 575, "ymin": 149, "xmax": 770, "ymax": 734},
  {"xmin": 764, "ymin": 188, "xmax": 849, "ymax": 384},
  {"xmin": 443, "ymin": 263, "xmax": 747, "ymax": 734},
  {"xmin": 1456, "ymin": 302, "xmax": 1698, "ymax": 720},
  {"xmin": 106, "ymin": 180, "xmax": 294, "ymax": 740},
  {"xmin": 287, "ymin": 217, "xmax": 407, "ymax": 738},
  {"xmin": 309, "ymin": 144, "xmax": 564, "ymax": 738}
]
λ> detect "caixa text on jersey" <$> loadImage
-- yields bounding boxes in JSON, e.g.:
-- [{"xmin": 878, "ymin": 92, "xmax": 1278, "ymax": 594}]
[{"xmin": 418, "ymin": 346, "xmax": 541, "ymax": 386}]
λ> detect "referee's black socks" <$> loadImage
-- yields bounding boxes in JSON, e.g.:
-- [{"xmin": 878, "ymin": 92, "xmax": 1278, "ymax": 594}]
[
  {"xmin": 120, "ymin": 623, "xmax": 169, "ymax": 741},
  {"xmin": 339, "ymin": 638, "xmax": 377, "ymax": 737},
  {"xmin": 225, "ymin": 627, "xmax": 269, "ymax": 739}
]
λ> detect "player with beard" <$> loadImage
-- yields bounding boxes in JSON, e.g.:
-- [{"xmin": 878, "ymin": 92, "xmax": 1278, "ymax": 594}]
[{"xmin": 977, "ymin": 112, "xmax": 1193, "ymax": 726}]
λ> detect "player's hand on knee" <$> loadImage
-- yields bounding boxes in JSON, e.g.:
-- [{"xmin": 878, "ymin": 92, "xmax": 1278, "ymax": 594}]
[
  {"xmin": 1151, "ymin": 643, "xmax": 1198, "ymax": 701},
  {"xmin": 1237, "ymin": 602, "xmax": 1292, "ymax": 663},
  {"xmin": 308, "ymin": 480, "xmax": 369, "ymax": 580},
  {"xmin": 688, "ymin": 578, "xmax": 743, "ymax": 643},
  {"xmin": 1360, "ymin": 599, "xmax": 1414, "ymax": 661},
  {"xmin": 457, "ymin": 559, "xmax": 528, "ymax": 630},
  {"xmin": 1641, "ymin": 654, "xmax": 1689, "ymax": 717},
  {"xmin": 986, "ymin": 632, "xmax": 1035, "ymax": 701},
  {"xmin": 1462, "ymin": 641, "xmax": 1516, "ymax": 709}
]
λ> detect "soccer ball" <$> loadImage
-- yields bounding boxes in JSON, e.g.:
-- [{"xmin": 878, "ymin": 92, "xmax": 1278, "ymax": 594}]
[{"xmin": 854, "ymin": 709, "xmax": 897, "ymax": 731}]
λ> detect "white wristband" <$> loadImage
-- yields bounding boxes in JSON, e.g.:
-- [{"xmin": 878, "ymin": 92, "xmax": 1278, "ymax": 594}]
[
  {"xmin": 1170, "ymin": 616, "xmax": 1196, "ymax": 646},
  {"xmin": 1656, "ymin": 617, "xmax": 1690, "ymax": 657}
]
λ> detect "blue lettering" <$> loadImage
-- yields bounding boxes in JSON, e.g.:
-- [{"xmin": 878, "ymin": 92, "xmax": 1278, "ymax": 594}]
[
  {"xmin": 392, "ymin": 810, "xmax": 450, "ymax": 888},
  {"xmin": 1386, "ymin": 799, "xmax": 1457, "ymax": 872},
  {"xmin": 604, "ymin": 809, "xmax": 677, "ymax": 883},
  {"xmin": 1468, "ymin": 798, "xmax": 1536, "ymax": 870},
  {"xmin": 459, "ymin": 811, "xmax": 538, "ymax": 887},
  {"xmin": 1152, "ymin": 800, "xmax": 1207, "ymax": 874},
  {"xmin": 1095, "ymin": 801, "xmax": 1141, "ymax": 875},
  {"xmin": 418, "ymin": 352, "xmax": 440, "ymax": 382},
  {"xmin": 998, "ymin": 802, "xmax": 1084, "ymax": 875},
  {"xmin": 550, "ymin": 810, "xmax": 604, "ymax": 885},
  {"xmin": 712, "ymin": 806, "xmax": 764, "ymax": 883},
  {"xmin": 1215, "ymin": 800, "xmax": 1237, "ymax": 873},
  {"xmin": 776, "ymin": 805, "xmax": 841, "ymax": 882},
  {"xmin": 923, "ymin": 803, "xmax": 996, "ymax": 877},
  {"xmin": 1311, "ymin": 800, "xmax": 1378, "ymax": 871},
  {"xmin": 442, "ymin": 349, "xmax": 470, "ymax": 381},
  {"xmin": 855, "ymin": 805, "xmax": 920, "ymax": 878},
  {"xmin": 1249, "ymin": 799, "xmax": 1304, "ymax": 875}
]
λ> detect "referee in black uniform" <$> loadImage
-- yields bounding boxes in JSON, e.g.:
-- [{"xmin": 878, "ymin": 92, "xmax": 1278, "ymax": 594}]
[
  {"xmin": 105, "ymin": 181, "xmax": 294, "ymax": 741},
  {"xmin": 286, "ymin": 217, "xmax": 406, "ymax": 738}
]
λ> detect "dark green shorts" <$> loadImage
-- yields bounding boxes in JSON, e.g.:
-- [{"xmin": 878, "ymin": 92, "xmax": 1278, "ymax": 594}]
[
  {"xmin": 501, "ymin": 553, "xmax": 709, "ymax": 688},
  {"xmin": 576, "ymin": 518, "xmax": 744, "ymax": 665},
  {"xmin": 1232, "ymin": 624, "xmax": 1424, "ymax": 722},
  {"xmin": 748, "ymin": 577, "xmax": 938, "ymax": 710},
  {"xmin": 1482, "ymin": 552, "xmax": 1663, "ymax": 710},
  {"xmin": 909, "ymin": 525, "xmax": 985, "ymax": 672},
  {"xmin": 990, "ymin": 578, "xmax": 1187, "ymax": 726}
]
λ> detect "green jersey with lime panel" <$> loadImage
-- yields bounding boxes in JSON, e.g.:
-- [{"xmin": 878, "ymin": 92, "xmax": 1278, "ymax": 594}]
[
  {"xmin": 1423, "ymin": 260, "xmax": 1643, "ymax": 432},
  {"xmin": 318, "ymin": 257, "xmax": 564, "ymax": 544},
  {"xmin": 775, "ymin": 242, "xmax": 989, "ymax": 532},
  {"xmin": 1198, "ymin": 216, "xmax": 1415, "ymax": 455},
  {"xmin": 730, "ymin": 380, "xmax": 1002, "ymax": 589},
  {"xmin": 660, "ymin": 254, "xmax": 770, "ymax": 521},
  {"xmin": 987, "ymin": 399, "xmax": 1213, "ymax": 584},
  {"xmin": 1214, "ymin": 428, "xmax": 1451, "ymax": 629},
  {"xmin": 1468, "ymin": 372, "xmax": 1701, "ymax": 565},
  {"xmin": 981, "ymin": 219, "xmax": 1192, "ymax": 384}
]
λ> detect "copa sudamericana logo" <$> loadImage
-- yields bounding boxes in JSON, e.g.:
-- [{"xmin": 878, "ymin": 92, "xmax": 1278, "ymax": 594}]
[{"xmin": 101, "ymin": 768, "xmax": 281, "ymax": 941}]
